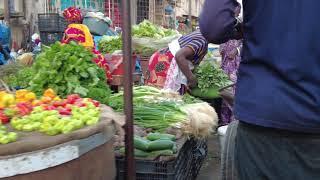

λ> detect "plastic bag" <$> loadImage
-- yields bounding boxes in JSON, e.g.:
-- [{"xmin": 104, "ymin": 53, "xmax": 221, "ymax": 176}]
[{"xmin": 0, "ymin": 23, "xmax": 11, "ymax": 46}]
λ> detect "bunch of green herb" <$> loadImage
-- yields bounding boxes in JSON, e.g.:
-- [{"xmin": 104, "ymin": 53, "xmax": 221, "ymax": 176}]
[
  {"xmin": 194, "ymin": 61, "xmax": 232, "ymax": 92},
  {"xmin": 98, "ymin": 36, "xmax": 122, "ymax": 54},
  {"xmin": 28, "ymin": 41, "xmax": 111, "ymax": 100}
]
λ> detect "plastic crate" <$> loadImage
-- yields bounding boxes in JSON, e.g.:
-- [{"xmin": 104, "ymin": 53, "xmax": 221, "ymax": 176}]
[
  {"xmin": 40, "ymin": 32, "xmax": 63, "ymax": 45},
  {"xmin": 116, "ymin": 138, "xmax": 208, "ymax": 180},
  {"xmin": 38, "ymin": 13, "xmax": 67, "ymax": 32}
]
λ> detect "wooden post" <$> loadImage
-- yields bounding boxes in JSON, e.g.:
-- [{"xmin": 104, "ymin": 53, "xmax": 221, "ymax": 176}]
[{"xmin": 3, "ymin": 0, "xmax": 10, "ymax": 24}]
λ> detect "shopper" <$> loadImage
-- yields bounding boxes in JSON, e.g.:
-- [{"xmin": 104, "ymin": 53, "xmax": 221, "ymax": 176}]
[
  {"xmin": 200, "ymin": 0, "xmax": 320, "ymax": 179},
  {"xmin": 219, "ymin": 3, "xmax": 242, "ymax": 125},
  {"xmin": 145, "ymin": 30, "xmax": 208, "ymax": 94}
]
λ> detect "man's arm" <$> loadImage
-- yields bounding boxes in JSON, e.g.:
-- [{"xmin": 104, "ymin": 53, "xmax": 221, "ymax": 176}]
[
  {"xmin": 199, "ymin": 0, "xmax": 241, "ymax": 44},
  {"xmin": 175, "ymin": 47, "xmax": 197, "ymax": 88}
]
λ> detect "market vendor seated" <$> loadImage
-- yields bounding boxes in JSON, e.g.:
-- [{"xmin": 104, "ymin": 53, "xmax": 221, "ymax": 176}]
[
  {"xmin": 145, "ymin": 30, "xmax": 208, "ymax": 94},
  {"xmin": 61, "ymin": 7, "xmax": 111, "ymax": 81}
]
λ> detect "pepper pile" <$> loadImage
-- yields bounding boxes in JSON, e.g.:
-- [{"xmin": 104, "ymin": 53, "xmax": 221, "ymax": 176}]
[
  {"xmin": 0, "ymin": 88, "xmax": 102, "ymax": 144},
  {"xmin": 0, "ymin": 124, "xmax": 18, "ymax": 144}
]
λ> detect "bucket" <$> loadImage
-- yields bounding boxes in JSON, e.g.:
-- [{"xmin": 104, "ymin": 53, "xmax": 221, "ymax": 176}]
[
  {"xmin": 107, "ymin": 54, "xmax": 137, "ymax": 75},
  {"xmin": 217, "ymin": 125, "xmax": 228, "ymax": 152}
]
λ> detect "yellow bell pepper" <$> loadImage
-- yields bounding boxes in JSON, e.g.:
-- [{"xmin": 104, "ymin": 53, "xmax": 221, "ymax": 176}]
[
  {"xmin": 15, "ymin": 89, "xmax": 29, "ymax": 99},
  {"xmin": 53, "ymin": 96, "xmax": 61, "ymax": 101},
  {"xmin": 25, "ymin": 92, "xmax": 37, "ymax": 102},
  {"xmin": 43, "ymin": 89, "xmax": 56, "ymax": 98},
  {"xmin": 1, "ymin": 94, "xmax": 15, "ymax": 107}
]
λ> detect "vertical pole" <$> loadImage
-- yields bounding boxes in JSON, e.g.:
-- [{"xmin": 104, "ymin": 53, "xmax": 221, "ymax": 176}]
[
  {"xmin": 4, "ymin": 0, "xmax": 10, "ymax": 24},
  {"xmin": 188, "ymin": 0, "xmax": 192, "ymax": 32},
  {"xmin": 121, "ymin": 0, "xmax": 135, "ymax": 180}
]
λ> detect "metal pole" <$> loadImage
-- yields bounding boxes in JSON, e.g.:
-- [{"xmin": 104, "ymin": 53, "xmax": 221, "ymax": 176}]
[
  {"xmin": 188, "ymin": 0, "xmax": 192, "ymax": 31},
  {"xmin": 121, "ymin": 0, "xmax": 135, "ymax": 179}
]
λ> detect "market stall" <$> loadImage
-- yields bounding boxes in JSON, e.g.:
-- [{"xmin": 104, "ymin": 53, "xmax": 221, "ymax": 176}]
[{"xmin": 0, "ymin": 41, "xmax": 118, "ymax": 179}]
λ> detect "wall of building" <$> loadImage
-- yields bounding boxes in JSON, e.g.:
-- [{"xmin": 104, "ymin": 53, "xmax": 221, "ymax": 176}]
[{"xmin": 175, "ymin": 0, "xmax": 205, "ymax": 17}]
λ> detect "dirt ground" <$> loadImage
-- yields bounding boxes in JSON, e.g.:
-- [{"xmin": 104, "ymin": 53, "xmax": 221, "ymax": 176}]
[{"xmin": 197, "ymin": 134, "xmax": 221, "ymax": 180}]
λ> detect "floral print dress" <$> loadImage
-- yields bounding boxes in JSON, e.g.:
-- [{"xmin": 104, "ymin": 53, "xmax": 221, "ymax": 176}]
[{"xmin": 220, "ymin": 39, "xmax": 242, "ymax": 125}]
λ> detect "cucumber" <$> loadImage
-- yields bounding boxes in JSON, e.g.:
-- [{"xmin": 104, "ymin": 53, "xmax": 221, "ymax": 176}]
[
  {"xmin": 119, "ymin": 147, "xmax": 150, "ymax": 158},
  {"xmin": 172, "ymin": 143, "xmax": 177, "ymax": 154},
  {"xmin": 148, "ymin": 139, "xmax": 175, "ymax": 151},
  {"xmin": 150, "ymin": 150, "xmax": 174, "ymax": 157},
  {"xmin": 146, "ymin": 133, "xmax": 176, "ymax": 141},
  {"xmin": 134, "ymin": 136, "xmax": 149, "ymax": 151}
]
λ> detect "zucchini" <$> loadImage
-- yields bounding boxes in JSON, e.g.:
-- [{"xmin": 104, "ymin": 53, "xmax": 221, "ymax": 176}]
[
  {"xmin": 119, "ymin": 147, "xmax": 149, "ymax": 158},
  {"xmin": 134, "ymin": 136, "xmax": 149, "ymax": 151},
  {"xmin": 146, "ymin": 133, "xmax": 176, "ymax": 141},
  {"xmin": 150, "ymin": 150, "xmax": 174, "ymax": 157},
  {"xmin": 148, "ymin": 139, "xmax": 175, "ymax": 151}
]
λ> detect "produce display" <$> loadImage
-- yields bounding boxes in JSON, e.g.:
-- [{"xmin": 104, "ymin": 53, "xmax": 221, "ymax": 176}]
[
  {"xmin": 0, "ymin": 124, "xmax": 18, "ymax": 144},
  {"xmin": 0, "ymin": 88, "xmax": 102, "ymax": 144},
  {"xmin": 109, "ymin": 86, "xmax": 188, "ymax": 132},
  {"xmin": 1, "ymin": 63, "xmax": 35, "ymax": 89},
  {"xmin": 97, "ymin": 21, "xmax": 179, "ymax": 57},
  {"xmin": 109, "ymin": 86, "xmax": 218, "ymax": 138},
  {"xmin": 98, "ymin": 36, "xmax": 122, "ymax": 54},
  {"xmin": 119, "ymin": 133, "xmax": 177, "ymax": 158},
  {"xmin": 132, "ymin": 20, "xmax": 180, "ymax": 57},
  {"xmin": 3, "ymin": 42, "xmax": 111, "ymax": 105},
  {"xmin": 191, "ymin": 61, "xmax": 232, "ymax": 98},
  {"xmin": 132, "ymin": 20, "xmax": 177, "ymax": 39}
]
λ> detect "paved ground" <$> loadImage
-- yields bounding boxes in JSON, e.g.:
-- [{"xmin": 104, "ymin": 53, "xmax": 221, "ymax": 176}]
[{"xmin": 197, "ymin": 134, "xmax": 221, "ymax": 180}]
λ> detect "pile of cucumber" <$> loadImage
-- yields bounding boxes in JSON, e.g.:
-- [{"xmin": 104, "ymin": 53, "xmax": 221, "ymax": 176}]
[{"xmin": 120, "ymin": 133, "xmax": 177, "ymax": 158}]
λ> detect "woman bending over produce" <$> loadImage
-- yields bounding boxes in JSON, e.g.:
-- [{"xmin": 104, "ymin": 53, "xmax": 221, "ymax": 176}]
[
  {"xmin": 146, "ymin": 30, "xmax": 208, "ymax": 94},
  {"xmin": 61, "ymin": 7, "xmax": 112, "ymax": 81}
]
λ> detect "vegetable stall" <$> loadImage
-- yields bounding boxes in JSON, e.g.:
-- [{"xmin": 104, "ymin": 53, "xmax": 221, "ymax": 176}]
[
  {"xmin": 0, "ymin": 43, "xmax": 117, "ymax": 179},
  {"xmin": 97, "ymin": 20, "xmax": 180, "ymax": 81}
]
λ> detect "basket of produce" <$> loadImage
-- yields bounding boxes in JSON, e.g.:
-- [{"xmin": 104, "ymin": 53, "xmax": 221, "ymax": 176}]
[
  {"xmin": 132, "ymin": 20, "xmax": 180, "ymax": 57},
  {"xmin": 115, "ymin": 137, "xmax": 207, "ymax": 180},
  {"xmin": 190, "ymin": 61, "xmax": 233, "ymax": 99},
  {"xmin": 109, "ymin": 86, "xmax": 218, "ymax": 179}
]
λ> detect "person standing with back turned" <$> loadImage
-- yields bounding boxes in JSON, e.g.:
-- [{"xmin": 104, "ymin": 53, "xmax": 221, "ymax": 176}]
[{"xmin": 200, "ymin": 0, "xmax": 320, "ymax": 179}]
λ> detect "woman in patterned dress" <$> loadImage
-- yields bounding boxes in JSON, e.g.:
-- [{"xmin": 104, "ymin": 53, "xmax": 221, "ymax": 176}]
[
  {"xmin": 219, "ymin": 4, "xmax": 242, "ymax": 125},
  {"xmin": 61, "ymin": 7, "xmax": 112, "ymax": 81},
  {"xmin": 145, "ymin": 30, "xmax": 208, "ymax": 94}
]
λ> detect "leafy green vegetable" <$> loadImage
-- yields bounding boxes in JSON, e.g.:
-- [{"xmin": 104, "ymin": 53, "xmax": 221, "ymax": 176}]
[
  {"xmin": 194, "ymin": 61, "xmax": 232, "ymax": 92},
  {"xmin": 4, "ymin": 66, "xmax": 35, "ymax": 88},
  {"xmin": 25, "ymin": 41, "xmax": 111, "ymax": 100},
  {"xmin": 132, "ymin": 20, "xmax": 177, "ymax": 39},
  {"xmin": 98, "ymin": 36, "xmax": 122, "ymax": 54}
]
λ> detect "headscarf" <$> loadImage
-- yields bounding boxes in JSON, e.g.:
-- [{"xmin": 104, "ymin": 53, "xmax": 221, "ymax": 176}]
[{"xmin": 63, "ymin": 7, "xmax": 83, "ymax": 23}]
